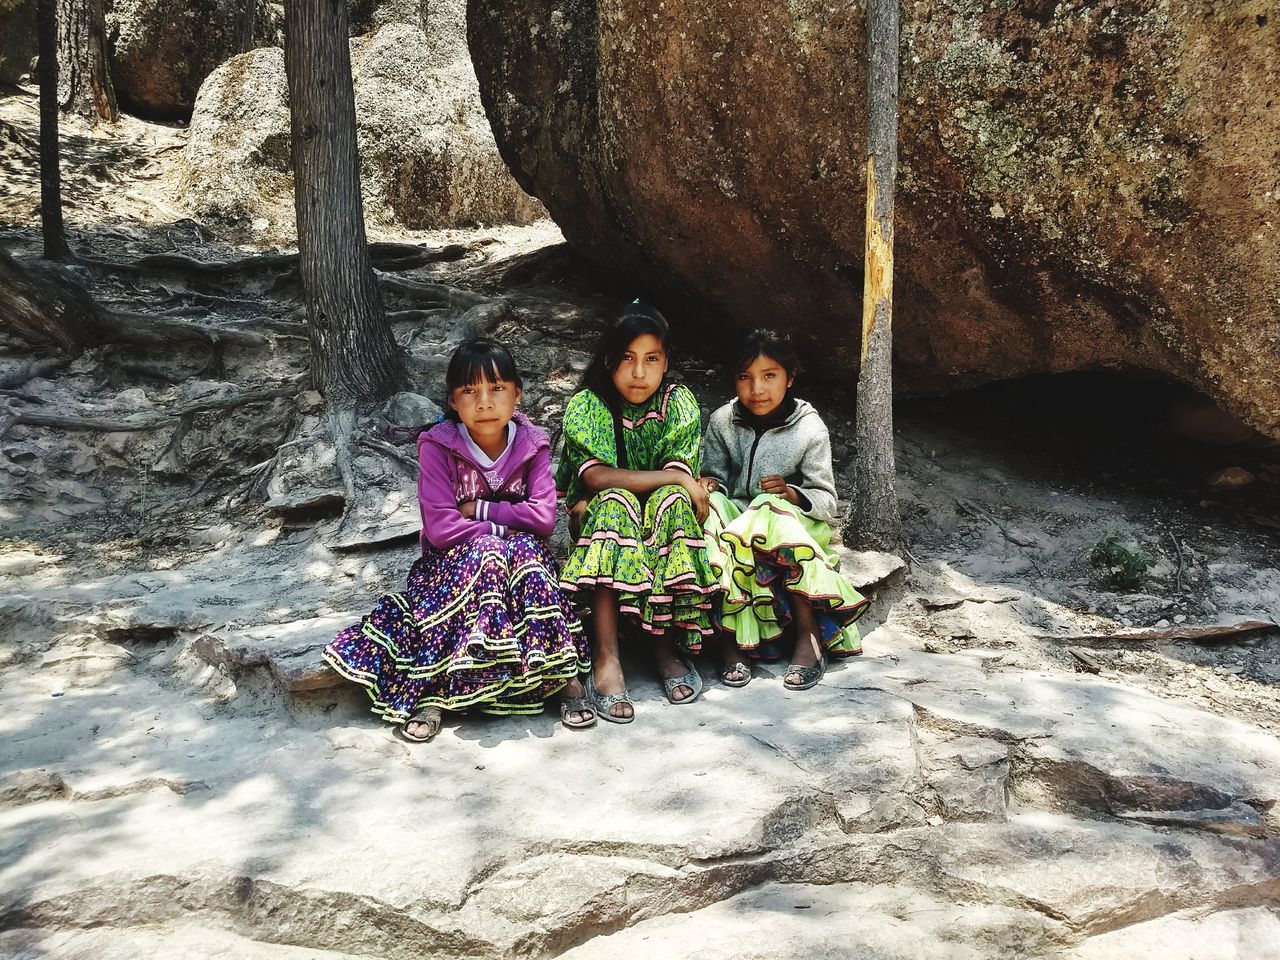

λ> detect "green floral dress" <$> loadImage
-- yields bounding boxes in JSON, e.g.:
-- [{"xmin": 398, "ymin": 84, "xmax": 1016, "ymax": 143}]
[{"xmin": 556, "ymin": 382, "xmax": 716, "ymax": 647}]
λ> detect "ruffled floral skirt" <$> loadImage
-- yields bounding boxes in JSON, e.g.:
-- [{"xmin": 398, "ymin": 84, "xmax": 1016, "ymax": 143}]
[
  {"xmin": 559, "ymin": 484, "xmax": 716, "ymax": 650},
  {"xmin": 704, "ymin": 492, "xmax": 868, "ymax": 659},
  {"xmin": 324, "ymin": 533, "xmax": 590, "ymax": 721}
]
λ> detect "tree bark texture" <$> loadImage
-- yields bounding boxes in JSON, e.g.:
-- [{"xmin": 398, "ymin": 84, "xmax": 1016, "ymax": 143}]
[
  {"xmin": 56, "ymin": 0, "xmax": 118, "ymax": 123},
  {"xmin": 239, "ymin": 0, "xmax": 260, "ymax": 54},
  {"xmin": 37, "ymin": 0, "xmax": 69, "ymax": 259},
  {"xmin": 283, "ymin": 0, "xmax": 406, "ymax": 405},
  {"xmin": 852, "ymin": 0, "xmax": 901, "ymax": 551},
  {"xmin": 0, "ymin": 250, "xmax": 107, "ymax": 352}
]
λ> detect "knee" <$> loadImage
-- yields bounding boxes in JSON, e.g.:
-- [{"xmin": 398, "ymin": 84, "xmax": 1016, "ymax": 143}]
[
  {"xmin": 474, "ymin": 533, "xmax": 507, "ymax": 554},
  {"xmin": 654, "ymin": 483, "xmax": 691, "ymax": 503},
  {"xmin": 504, "ymin": 531, "xmax": 539, "ymax": 555},
  {"xmin": 589, "ymin": 488, "xmax": 644, "ymax": 531},
  {"xmin": 593, "ymin": 487, "xmax": 643, "ymax": 510}
]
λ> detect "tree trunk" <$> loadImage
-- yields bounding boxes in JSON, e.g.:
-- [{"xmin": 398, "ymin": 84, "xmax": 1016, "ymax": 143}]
[
  {"xmin": 0, "ymin": 252, "xmax": 269, "ymax": 359},
  {"xmin": 0, "ymin": 249, "xmax": 107, "ymax": 352},
  {"xmin": 852, "ymin": 0, "xmax": 901, "ymax": 551},
  {"xmin": 37, "ymin": 0, "xmax": 70, "ymax": 259},
  {"xmin": 283, "ymin": 0, "xmax": 405, "ymax": 405},
  {"xmin": 238, "ymin": 0, "xmax": 259, "ymax": 53},
  {"xmin": 56, "ymin": 0, "xmax": 118, "ymax": 123}
]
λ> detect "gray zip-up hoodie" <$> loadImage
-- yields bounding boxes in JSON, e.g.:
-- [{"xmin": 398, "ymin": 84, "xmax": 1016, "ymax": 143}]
[{"xmin": 701, "ymin": 397, "xmax": 838, "ymax": 523}]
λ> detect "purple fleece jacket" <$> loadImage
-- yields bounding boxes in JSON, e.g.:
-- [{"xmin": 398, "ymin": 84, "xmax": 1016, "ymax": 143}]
[{"xmin": 416, "ymin": 411, "xmax": 557, "ymax": 552}]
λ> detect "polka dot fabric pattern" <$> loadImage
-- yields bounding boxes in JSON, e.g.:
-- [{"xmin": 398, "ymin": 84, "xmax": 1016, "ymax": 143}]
[{"xmin": 559, "ymin": 484, "xmax": 717, "ymax": 647}]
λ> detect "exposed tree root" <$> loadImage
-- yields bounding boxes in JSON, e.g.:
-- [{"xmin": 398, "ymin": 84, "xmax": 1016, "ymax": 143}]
[
  {"xmin": 354, "ymin": 433, "xmax": 418, "ymax": 476},
  {"xmin": 99, "ymin": 310, "xmax": 268, "ymax": 349},
  {"xmin": 376, "ymin": 275, "xmax": 491, "ymax": 309},
  {"xmin": 76, "ymin": 242, "xmax": 470, "ymax": 285},
  {"xmin": 0, "ymin": 381, "xmax": 302, "ymax": 439},
  {"xmin": 1, "ymin": 249, "xmax": 276, "ymax": 359},
  {"xmin": 151, "ymin": 412, "xmax": 197, "ymax": 475},
  {"xmin": 0, "ymin": 356, "xmax": 72, "ymax": 390}
]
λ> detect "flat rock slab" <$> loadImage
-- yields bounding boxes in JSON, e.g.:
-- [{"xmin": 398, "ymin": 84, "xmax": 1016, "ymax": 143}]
[
  {"xmin": 2, "ymin": 624, "xmax": 1279, "ymax": 956},
  {"xmin": 1067, "ymin": 907, "xmax": 1280, "ymax": 960},
  {"xmin": 834, "ymin": 547, "xmax": 907, "ymax": 593},
  {"xmin": 838, "ymin": 650, "xmax": 1280, "ymax": 827},
  {"xmin": 216, "ymin": 612, "xmax": 363, "ymax": 692},
  {"xmin": 556, "ymin": 880, "xmax": 1062, "ymax": 959}
]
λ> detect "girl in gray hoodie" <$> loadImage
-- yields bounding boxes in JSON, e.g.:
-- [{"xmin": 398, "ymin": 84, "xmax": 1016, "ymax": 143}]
[{"xmin": 700, "ymin": 331, "xmax": 869, "ymax": 690}]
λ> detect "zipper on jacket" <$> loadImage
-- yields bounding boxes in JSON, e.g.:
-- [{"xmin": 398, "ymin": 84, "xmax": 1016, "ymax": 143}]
[
  {"xmin": 745, "ymin": 426, "xmax": 766, "ymax": 491},
  {"xmin": 737, "ymin": 400, "xmax": 802, "ymax": 493}
]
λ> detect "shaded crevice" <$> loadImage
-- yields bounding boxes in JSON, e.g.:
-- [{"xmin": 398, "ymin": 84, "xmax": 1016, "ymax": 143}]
[
  {"xmin": 1073, "ymin": 876, "xmax": 1280, "ymax": 939},
  {"xmin": 1010, "ymin": 750, "xmax": 1272, "ymax": 838},
  {"xmin": 907, "ymin": 701, "xmax": 1046, "ymax": 747}
]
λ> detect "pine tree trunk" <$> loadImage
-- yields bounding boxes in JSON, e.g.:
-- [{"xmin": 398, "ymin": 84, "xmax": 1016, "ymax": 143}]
[
  {"xmin": 238, "ymin": 0, "xmax": 259, "ymax": 53},
  {"xmin": 852, "ymin": 0, "xmax": 901, "ymax": 551},
  {"xmin": 37, "ymin": 0, "xmax": 70, "ymax": 259},
  {"xmin": 283, "ymin": 0, "xmax": 405, "ymax": 405},
  {"xmin": 56, "ymin": 0, "xmax": 118, "ymax": 123}
]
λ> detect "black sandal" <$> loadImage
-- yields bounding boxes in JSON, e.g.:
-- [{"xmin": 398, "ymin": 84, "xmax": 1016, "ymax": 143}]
[{"xmin": 719, "ymin": 660, "xmax": 753, "ymax": 688}]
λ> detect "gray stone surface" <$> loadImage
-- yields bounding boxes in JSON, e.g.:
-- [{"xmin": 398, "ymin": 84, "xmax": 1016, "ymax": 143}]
[
  {"xmin": 2, "ymin": 566, "xmax": 1278, "ymax": 957},
  {"xmin": 557, "ymin": 881, "xmax": 1062, "ymax": 959},
  {"xmin": 106, "ymin": 0, "xmax": 282, "ymax": 119},
  {"xmin": 1068, "ymin": 907, "xmax": 1280, "ymax": 960},
  {"xmin": 180, "ymin": 16, "xmax": 543, "ymax": 237}
]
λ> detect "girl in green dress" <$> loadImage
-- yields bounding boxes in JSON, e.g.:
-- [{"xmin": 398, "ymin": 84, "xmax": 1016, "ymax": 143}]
[
  {"xmin": 557, "ymin": 303, "xmax": 717, "ymax": 721},
  {"xmin": 699, "ymin": 330, "xmax": 869, "ymax": 690}
]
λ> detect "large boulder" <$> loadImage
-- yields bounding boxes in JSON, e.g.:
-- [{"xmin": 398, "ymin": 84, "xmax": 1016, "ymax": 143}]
[
  {"xmin": 468, "ymin": 0, "xmax": 1280, "ymax": 439},
  {"xmin": 179, "ymin": 46, "xmax": 294, "ymax": 232},
  {"xmin": 0, "ymin": 0, "xmax": 36, "ymax": 85},
  {"xmin": 106, "ymin": 0, "xmax": 282, "ymax": 120},
  {"xmin": 347, "ymin": 0, "xmax": 422, "ymax": 34},
  {"xmin": 180, "ymin": 15, "xmax": 542, "ymax": 235}
]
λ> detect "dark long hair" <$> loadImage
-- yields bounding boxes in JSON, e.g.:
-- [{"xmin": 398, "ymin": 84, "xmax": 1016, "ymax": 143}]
[
  {"xmin": 575, "ymin": 302, "xmax": 671, "ymax": 469},
  {"xmin": 444, "ymin": 338, "xmax": 522, "ymax": 423},
  {"xmin": 733, "ymin": 328, "xmax": 801, "ymax": 381}
]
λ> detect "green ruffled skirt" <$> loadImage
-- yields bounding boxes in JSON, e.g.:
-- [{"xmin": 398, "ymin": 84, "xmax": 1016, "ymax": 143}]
[
  {"xmin": 704, "ymin": 491, "xmax": 868, "ymax": 657},
  {"xmin": 559, "ymin": 484, "xmax": 716, "ymax": 649}
]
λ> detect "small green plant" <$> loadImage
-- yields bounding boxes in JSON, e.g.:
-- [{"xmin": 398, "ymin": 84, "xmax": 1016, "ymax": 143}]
[{"xmin": 1090, "ymin": 535, "xmax": 1153, "ymax": 590}]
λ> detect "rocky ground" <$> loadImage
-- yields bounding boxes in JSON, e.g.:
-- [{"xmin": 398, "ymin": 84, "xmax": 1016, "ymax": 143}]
[{"xmin": 2, "ymin": 90, "xmax": 1280, "ymax": 959}]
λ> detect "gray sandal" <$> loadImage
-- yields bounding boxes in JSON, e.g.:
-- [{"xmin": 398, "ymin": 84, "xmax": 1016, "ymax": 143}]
[
  {"xmin": 783, "ymin": 651, "xmax": 827, "ymax": 691},
  {"xmin": 663, "ymin": 658, "xmax": 704, "ymax": 704},
  {"xmin": 560, "ymin": 693, "xmax": 597, "ymax": 730},
  {"xmin": 586, "ymin": 674, "xmax": 635, "ymax": 724}
]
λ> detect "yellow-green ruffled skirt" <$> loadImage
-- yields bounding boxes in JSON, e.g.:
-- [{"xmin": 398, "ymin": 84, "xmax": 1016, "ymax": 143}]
[{"xmin": 704, "ymin": 492, "xmax": 868, "ymax": 658}]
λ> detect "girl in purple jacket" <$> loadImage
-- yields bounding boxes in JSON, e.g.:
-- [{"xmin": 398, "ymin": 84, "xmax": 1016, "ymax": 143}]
[{"xmin": 324, "ymin": 340, "xmax": 594, "ymax": 741}]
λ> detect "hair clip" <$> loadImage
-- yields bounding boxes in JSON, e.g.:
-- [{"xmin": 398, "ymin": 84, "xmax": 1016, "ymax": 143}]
[{"xmin": 632, "ymin": 298, "xmax": 641, "ymax": 304}]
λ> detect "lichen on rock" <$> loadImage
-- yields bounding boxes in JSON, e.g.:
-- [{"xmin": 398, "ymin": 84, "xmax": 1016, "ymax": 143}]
[{"xmin": 468, "ymin": 0, "xmax": 1280, "ymax": 439}]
